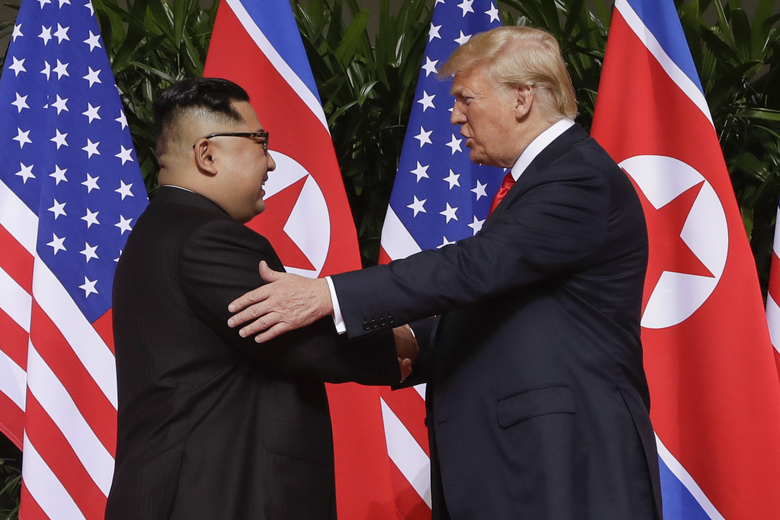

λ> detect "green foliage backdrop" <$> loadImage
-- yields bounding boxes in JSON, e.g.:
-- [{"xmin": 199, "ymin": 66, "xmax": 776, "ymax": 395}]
[{"xmin": 0, "ymin": 0, "xmax": 779, "ymax": 515}]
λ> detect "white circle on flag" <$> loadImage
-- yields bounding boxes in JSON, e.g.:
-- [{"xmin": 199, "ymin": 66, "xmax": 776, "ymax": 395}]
[
  {"xmin": 263, "ymin": 151, "xmax": 330, "ymax": 278},
  {"xmin": 620, "ymin": 155, "xmax": 728, "ymax": 329}
]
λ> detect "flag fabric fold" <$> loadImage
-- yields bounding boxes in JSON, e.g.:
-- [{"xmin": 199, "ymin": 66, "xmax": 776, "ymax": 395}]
[
  {"xmin": 376, "ymin": 0, "xmax": 503, "ymax": 517},
  {"xmin": 591, "ymin": 0, "xmax": 780, "ymax": 518},
  {"xmin": 0, "ymin": 0, "xmax": 148, "ymax": 518}
]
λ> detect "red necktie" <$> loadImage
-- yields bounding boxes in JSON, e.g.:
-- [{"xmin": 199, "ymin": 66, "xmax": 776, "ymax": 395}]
[{"xmin": 488, "ymin": 171, "xmax": 515, "ymax": 217}]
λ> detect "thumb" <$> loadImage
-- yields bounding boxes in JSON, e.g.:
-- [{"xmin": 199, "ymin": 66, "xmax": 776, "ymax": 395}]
[{"xmin": 258, "ymin": 260, "xmax": 280, "ymax": 283}]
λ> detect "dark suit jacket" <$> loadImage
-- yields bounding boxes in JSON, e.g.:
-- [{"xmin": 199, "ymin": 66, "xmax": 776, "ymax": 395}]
[
  {"xmin": 332, "ymin": 125, "xmax": 662, "ymax": 520},
  {"xmin": 105, "ymin": 187, "xmax": 399, "ymax": 520}
]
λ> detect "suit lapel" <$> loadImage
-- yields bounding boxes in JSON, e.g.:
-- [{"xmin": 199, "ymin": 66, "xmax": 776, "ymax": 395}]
[{"xmin": 483, "ymin": 124, "xmax": 590, "ymax": 227}]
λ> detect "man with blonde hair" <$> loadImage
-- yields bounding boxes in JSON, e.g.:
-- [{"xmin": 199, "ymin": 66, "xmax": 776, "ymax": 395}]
[{"xmin": 228, "ymin": 26, "xmax": 662, "ymax": 520}]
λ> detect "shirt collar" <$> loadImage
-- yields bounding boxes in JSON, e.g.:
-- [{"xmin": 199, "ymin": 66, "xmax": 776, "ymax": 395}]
[
  {"xmin": 160, "ymin": 184, "xmax": 194, "ymax": 193},
  {"xmin": 510, "ymin": 118, "xmax": 575, "ymax": 181}
]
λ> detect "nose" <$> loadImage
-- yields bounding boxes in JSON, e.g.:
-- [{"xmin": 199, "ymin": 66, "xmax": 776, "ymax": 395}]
[
  {"xmin": 267, "ymin": 152, "xmax": 276, "ymax": 172},
  {"xmin": 451, "ymin": 103, "xmax": 466, "ymax": 125}
]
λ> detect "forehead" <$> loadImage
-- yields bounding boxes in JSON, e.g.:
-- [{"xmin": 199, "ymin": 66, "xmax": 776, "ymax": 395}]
[
  {"xmin": 232, "ymin": 101, "xmax": 263, "ymax": 130},
  {"xmin": 450, "ymin": 66, "xmax": 491, "ymax": 96}
]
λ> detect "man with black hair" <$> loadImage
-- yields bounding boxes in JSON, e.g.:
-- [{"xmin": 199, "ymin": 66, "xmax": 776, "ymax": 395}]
[{"xmin": 105, "ymin": 78, "xmax": 413, "ymax": 520}]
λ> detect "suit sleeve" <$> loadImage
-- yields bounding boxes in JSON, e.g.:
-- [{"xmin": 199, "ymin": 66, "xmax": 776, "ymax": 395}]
[
  {"xmin": 179, "ymin": 218, "xmax": 400, "ymax": 384},
  {"xmin": 333, "ymin": 157, "xmax": 610, "ymax": 338}
]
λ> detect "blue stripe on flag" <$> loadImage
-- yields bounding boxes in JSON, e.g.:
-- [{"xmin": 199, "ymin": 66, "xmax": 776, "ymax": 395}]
[
  {"xmin": 236, "ymin": 0, "xmax": 321, "ymax": 103},
  {"xmin": 658, "ymin": 455, "xmax": 712, "ymax": 520},
  {"xmin": 625, "ymin": 0, "xmax": 704, "ymax": 93}
]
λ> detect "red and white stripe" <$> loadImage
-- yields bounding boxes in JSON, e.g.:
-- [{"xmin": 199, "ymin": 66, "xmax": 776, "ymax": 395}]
[
  {"xmin": 378, "ymin": 210, "xmax": 433, "ymax": 518},
  {"xmin": 0, "ymin": 177, "xmax": 116, "ymax": 520},
  {"xmin": 766, "ymin": 203, "xmax": 780, "ymax": 373}
]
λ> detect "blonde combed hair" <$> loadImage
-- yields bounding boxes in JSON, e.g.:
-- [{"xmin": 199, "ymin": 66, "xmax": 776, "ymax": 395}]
[{"xmin": 440, "ymin": 26, "xmax": 578, "ymax": 120}]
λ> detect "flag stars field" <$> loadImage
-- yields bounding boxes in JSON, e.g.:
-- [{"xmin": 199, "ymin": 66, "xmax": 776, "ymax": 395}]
[{"xmin": 383, "ymin": 0, "xmax": 504, "ymax": 257}]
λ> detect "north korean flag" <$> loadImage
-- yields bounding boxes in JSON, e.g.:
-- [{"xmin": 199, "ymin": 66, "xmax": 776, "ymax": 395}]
[
  {"xmin": 204, "ymin": 1, "xmax": 398, "ymax": 517},
  {"xmin": 591, "ymin": 0, "xmax": 780, "ymax": 518}
]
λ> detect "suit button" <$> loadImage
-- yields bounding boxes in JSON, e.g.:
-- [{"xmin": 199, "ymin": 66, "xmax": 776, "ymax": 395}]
[
  {"xmin": 363, "ymin": 321, "xmax": 370, "ymax": 331},
  {"xmin": 379, "ymin": 319, "xmax": 387, "ymax": 327}
]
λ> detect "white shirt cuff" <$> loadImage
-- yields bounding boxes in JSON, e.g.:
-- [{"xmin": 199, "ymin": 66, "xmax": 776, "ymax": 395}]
[{"xmin": 326, "ymin": 276, "xmax": 347, "ymax": 334}]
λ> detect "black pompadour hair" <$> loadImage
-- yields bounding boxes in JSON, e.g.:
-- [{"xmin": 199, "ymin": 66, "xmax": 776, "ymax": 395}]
[{"xmin": 153, "ymin": 77, "xmax": 250, "ymax": 140}]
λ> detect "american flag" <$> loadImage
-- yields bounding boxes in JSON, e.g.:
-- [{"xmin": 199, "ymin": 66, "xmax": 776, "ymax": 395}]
[
  {"xmin": 376, "ymin": 0, "xmax": 503, "ymax": 517},
  {"xmin": 592, "ymin": 0, "xmax": 780, "ymax": 517},
  {"xmin": 0, "ymin": 0, "xmax": 148, "ymax": 518}
]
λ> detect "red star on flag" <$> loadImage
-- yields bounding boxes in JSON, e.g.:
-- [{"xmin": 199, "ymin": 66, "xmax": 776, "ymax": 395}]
[{"xmin": 247, "ymin": 176, "xmax": 315, "ymax": 271}]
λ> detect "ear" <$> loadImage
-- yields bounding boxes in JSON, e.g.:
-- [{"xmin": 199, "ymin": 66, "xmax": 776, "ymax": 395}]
[
  {"xmin": 513, "ymin": 84, "xmax": 535, "ymax": 121},
  {"xmin": 193, "ymin": 138, "xmax": 218, "ymax": 177}
]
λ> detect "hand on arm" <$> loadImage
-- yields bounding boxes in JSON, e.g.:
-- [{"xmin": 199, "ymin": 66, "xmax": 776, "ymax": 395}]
[{"xmin": 227, "ymin": 261, "xmax": 333, "ymax": 342}]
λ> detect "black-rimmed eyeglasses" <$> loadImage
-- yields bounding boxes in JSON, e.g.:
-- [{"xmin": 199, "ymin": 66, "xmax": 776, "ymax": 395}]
[{"xmin": 195, "ymin": 131, "xmax": 269, "ymax": 152}]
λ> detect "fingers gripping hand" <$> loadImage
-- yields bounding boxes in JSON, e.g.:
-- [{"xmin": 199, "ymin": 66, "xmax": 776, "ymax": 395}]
[
  {"xmin": 393, "ymin": 325, "xmax": 418, "ymax": 382},
  {"xmin": 227, "ymin": 261, "xmax": 333, "ymax": 342}
]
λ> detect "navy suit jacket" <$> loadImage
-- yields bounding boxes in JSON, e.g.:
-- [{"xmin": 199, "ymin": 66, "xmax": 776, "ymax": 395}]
[
  {"xmin": 106, "ymin": 187, "xmax": 399, "ymax": 520},
  {"xmin": 332, "ymin": 125, "xmax": 662, "ymax": 520}
]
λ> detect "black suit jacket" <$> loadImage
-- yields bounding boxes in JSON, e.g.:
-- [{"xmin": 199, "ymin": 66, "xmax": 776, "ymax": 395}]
[
  {"xmin": 333, "ymin": 125, "xmax": 662, "ymax": 520},
  {"xmin": 105, "ymin": 187, "xmax": 399, "ymax": 520}
]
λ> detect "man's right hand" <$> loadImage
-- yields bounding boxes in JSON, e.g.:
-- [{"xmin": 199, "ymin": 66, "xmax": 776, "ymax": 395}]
[{"xmin": 227, "ymin": 261, "xmax": 333, "ymax": 342}]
